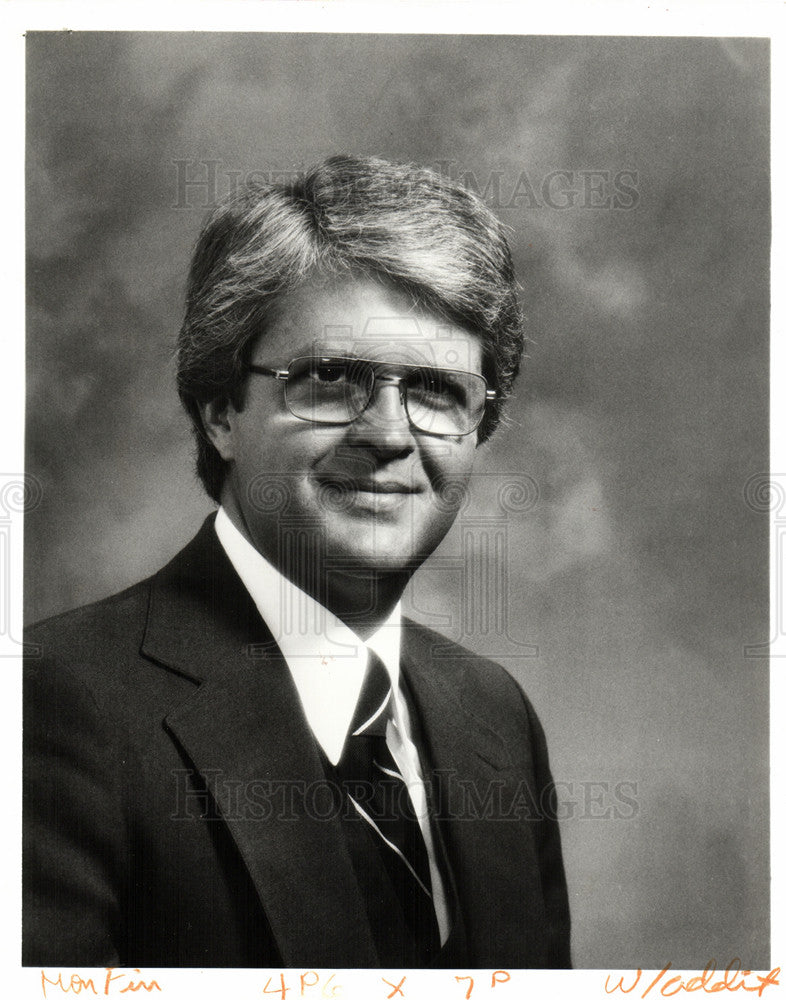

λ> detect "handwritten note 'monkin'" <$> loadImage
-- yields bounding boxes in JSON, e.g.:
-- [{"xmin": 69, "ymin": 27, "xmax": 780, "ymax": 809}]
[{"xmin": 41, "ymin": 969, "xmax": 162, "ymax": 998}]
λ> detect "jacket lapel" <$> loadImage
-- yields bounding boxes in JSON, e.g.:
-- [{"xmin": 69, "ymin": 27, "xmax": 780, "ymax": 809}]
[
  {"xmin": 141, "ymin": 517, "xmax": 379, "ymax": 967},
  {"xmin": 400, "ymin": 623, "xmax": 546, "ymax": 966}
]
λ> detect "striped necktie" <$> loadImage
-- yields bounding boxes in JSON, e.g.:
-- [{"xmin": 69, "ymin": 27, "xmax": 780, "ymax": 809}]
[{"xmin": 334, "ymin": 649, "xmax": 440, "ymax": 956}]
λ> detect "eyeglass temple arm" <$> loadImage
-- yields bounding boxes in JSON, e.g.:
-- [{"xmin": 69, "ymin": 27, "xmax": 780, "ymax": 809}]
[{"xmin": 248, "ymin": 364, "xmax": 289, "ymax": 380}]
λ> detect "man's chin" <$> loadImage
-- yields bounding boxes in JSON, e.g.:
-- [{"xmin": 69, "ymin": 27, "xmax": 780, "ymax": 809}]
[
  {"xmin": 322, "ymin": 512, "xmax": 452, "ymax": 578},
  {"xmin": 322, "ymin": 524, "xmax": 426, "ymax": 575},
  {"xmin": 325, "ymin": 545, "xmax": 423, "ymax": 577}
]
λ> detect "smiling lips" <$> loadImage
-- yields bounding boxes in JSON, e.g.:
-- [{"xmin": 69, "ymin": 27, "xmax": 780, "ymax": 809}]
[
  {"xmin": 352, "ymin": 480, "xmax": 422, "ymax": 494},
  {"xmin": 316, "ymin": 476, "xmax": 424, "ymax": 508},
  {"xmin": 316, "ymin": 473, "xmax": 424, "ymax": 495}
]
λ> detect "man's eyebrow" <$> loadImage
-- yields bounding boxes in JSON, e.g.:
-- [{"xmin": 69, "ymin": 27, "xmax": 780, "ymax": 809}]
[
  {"xmin": 252, "ymin": 345, "xmax": 342, "ymax": 363},
  {"xmin": 302, "ymin": 348, "xmax": 370, "ymax": 363}
]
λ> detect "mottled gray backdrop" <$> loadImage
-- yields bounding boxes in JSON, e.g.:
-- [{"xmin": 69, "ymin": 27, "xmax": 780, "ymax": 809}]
[{"xmin": 25, "ymin": 33, "xmax": 769, "ymax": 969}]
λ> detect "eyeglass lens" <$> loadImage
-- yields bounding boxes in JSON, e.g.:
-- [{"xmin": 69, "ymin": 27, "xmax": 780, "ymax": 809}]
[{"xmin": 284, "ymin": 357, "xmax": 486, "ymax": 436}]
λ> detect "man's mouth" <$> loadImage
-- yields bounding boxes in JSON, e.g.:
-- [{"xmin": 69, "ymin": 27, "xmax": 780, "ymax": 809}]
[
  {"xmin": 314, "ymin": 475, "xmax": 425, "ymax": 513},
  {"xmin": 316, "ymin": 474, "xmax": 424, "ymax": 495},
  {"xmin": 351, "ymin": 479, "xmax": 421, "ymax": 494}
]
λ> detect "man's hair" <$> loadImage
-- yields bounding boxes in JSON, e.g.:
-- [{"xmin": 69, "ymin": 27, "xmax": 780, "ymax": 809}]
[{"xmin": 177, "ymin": 154, "xmax": 525, "ymax": 502}]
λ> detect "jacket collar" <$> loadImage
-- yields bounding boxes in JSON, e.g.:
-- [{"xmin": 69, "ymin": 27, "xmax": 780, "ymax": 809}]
[{"xmin": 400, "ymin": 621, "xmax": 511, "ymax": 773}]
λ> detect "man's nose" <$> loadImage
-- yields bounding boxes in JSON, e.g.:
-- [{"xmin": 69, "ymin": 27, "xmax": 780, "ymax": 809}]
[{"xmin": 352, "ymin": 377, "xmax": 415, "ymax": 446}]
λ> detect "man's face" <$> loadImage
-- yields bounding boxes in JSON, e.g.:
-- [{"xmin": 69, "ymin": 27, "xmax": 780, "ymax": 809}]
[{"xmin": 206, "ymin": 275, "xmax": 484, "ymax": 585}]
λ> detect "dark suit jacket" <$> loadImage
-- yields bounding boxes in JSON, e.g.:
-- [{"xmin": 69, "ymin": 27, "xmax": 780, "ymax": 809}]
[{"xmin": 23, "ymin": 516, "xmax": 570, "ymax": 968}]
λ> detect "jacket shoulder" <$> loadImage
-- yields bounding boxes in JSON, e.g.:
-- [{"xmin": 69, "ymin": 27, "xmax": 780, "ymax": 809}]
[
  {"xmin": 25, "ymin": 578, "xmax": 152, "ymax": 660},
  {"xmin": 401, "ymin": 617, "xmax": 541, "ymax": 720},
  {"xmin": 24, "ymin": 514, "xmax": 218, "ymax": 662}
]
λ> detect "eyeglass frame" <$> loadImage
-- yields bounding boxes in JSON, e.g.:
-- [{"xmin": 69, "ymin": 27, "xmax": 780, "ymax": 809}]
[{"xmin": 246, "ymin": 355, "xmax": 497, "ymax": 438}]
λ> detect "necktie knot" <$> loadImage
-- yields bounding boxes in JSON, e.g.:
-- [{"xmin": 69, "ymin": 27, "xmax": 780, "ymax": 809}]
[{"xmin": 349, "ymin": 649, "xmax": 393, "ymax": 739}]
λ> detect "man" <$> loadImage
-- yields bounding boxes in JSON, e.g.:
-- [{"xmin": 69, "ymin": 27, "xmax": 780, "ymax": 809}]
[{"xmin": 24, "ymin": 155, "xmax": 571, "ymax": 969}]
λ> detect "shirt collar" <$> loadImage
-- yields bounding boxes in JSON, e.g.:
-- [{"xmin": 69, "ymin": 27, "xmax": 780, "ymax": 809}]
[{"xmin": 214, "ymin": 506, "xmax": 401, "ymax": 764}]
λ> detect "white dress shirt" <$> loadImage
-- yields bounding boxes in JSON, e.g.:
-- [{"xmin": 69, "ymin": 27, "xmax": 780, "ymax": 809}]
[{"xmin": 214, "ymin": 506, "xmax": 449, "ymax": 942}]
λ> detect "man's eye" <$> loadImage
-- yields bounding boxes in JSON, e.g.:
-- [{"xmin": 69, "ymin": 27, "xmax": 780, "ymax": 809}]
[
  {"xmin": 312, "ymin": 363, "xmax": 347, "ymax": 383},
  {"xmin": 412, "ymin": 370, "xmax": 466, "ymax": 406}
]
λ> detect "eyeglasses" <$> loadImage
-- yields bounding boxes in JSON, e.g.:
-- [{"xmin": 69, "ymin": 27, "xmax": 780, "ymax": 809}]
[{"xmin": 247, "ymin": 356, "xmax": 496, "ymax": 437}]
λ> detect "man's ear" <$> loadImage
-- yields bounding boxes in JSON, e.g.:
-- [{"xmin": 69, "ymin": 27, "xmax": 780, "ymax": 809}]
[{"xmin": 200, "ymin": 397, "xmax": 236, "ymax": 461}]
